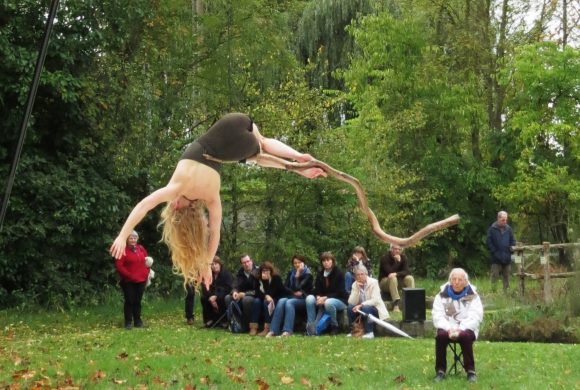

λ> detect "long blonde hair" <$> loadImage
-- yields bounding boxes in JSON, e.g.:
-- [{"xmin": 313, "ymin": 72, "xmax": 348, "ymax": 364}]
[{"xmin": 159, "ymin": 200, "xmax": 209, "ymax": 286}]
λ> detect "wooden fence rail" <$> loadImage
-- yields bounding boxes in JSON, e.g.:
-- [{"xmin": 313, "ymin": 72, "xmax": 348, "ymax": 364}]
[{"xmin": 511, "ymin": 241, "xmax": 579, "ymax": 304}]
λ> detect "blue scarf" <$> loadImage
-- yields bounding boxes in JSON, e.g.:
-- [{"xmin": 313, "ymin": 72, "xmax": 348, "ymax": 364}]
[
  {"xmin": 289, "ymin": 265, "xmax": 310, "ymax": 290},
  {"xmin": 447, "ymin": 284, "xmax": 470, "ymax": 301}
]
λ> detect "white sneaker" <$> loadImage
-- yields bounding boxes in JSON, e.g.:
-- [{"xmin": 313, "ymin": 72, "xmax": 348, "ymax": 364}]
[
  {"xmin": 346, "ymin": 333, "xmax": 352, "ymax": 337},
  {"xmin": 265, "ymin": 331, "xmax": 275, "ymax": 338},
  {"xmin": 362, "ymin": 332, "xmax": 375, "ymax": 339}
]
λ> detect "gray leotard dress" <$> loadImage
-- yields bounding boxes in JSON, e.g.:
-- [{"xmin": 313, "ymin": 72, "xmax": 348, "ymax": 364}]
[{"xmin": 180, "ymin": 113, "xmax": 260, "ymax": 172}]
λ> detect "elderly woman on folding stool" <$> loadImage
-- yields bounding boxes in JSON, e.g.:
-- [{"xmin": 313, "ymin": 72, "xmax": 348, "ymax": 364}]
[{"xmin": 432, "ymin": 268, "xmax": 483, "ymax": 383}]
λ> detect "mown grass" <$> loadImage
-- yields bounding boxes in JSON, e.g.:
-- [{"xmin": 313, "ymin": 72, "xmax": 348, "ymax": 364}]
[{"xmin": 1, "ymin": 292, "xmax": 579, "ymax": 390}]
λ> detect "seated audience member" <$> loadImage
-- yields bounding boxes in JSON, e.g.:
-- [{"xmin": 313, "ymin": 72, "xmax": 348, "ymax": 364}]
[
  {"xmin": 255, "ymin": 261, "xmax": 287, "ymax": 336},
  {"xmin": 378, "ymin": 243, "xmax": 415, "ymax": 312},
  {"xmin": 345, "ymin": 246, "xmax": 373, "ymax": 294},
  {"xmin": 347, "ymin": 265, "xmax": 388, "ymax": 339},
  {"xmin": 266, "ymin": 255, "xmax": 313, "ymax": 337},
  {"xmin": 305, "ymin": 252, "xmax": 348, "ymax": 336},
  {"xmin": 224, "ymin": 254, "xmax": 260, "ymax": 334},
  {"xmin": 200, "ymin": 256, "xmax": 233, "ymax": 328},
  {"xmin": 432, "ymin": 268, "xmax": 483, "ymax": 383}
]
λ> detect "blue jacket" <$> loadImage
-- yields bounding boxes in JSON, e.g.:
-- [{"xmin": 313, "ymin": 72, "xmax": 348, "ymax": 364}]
[{"xmin": 486, "ymin": 222, "xmax": 516, "ymax": 265}]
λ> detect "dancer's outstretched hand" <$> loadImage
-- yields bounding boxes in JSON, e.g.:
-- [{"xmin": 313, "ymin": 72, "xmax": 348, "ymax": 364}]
[
  {"xmin": 200, "ymin": 267, "xmax": 213, "ymax": 291},
  {"xmin": 296, "ymin": 153, "xmax": 314, "ymax": 163},
  {"xmin": 297, "ymin": 167, "xmax": 327, "ymax": 179},
  {"xmin": 110, "ymin": 236, "xmax": 126, "ymax": 259}
]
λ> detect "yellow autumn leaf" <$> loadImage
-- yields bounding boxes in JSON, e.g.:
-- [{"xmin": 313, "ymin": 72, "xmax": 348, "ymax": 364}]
[{"xmin": 280, "ymin": 375, "xmax": 294, "ymax": 384}]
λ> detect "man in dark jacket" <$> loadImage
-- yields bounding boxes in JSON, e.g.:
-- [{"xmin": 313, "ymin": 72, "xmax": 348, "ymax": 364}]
[
  {"xmin": 378, "ymin": 244, "xmax": 415, "ymax": 312},
  {"xmin": 224, "ymin": 254, "xmax": 260, "ymax": 334},
  {"xmin": 486, "ymin": 211, "xmax": 516, "ymax": 291}
]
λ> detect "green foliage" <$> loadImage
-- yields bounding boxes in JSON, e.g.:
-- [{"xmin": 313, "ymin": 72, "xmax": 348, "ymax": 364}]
[
  {"xmin": 1, "ymin": 0, "xmax": 577, "ymax": 307},
  {"xmin": 497, "ymin": 42, "xmax": 580, "ymax": 246}
]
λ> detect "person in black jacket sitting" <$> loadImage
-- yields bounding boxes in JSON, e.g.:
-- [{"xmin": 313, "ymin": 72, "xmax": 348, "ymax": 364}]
[
  {"xmin": 224, "ymin": 254, "xmax": 260, "ymax": 334},
  {"xmin": 305, "ymin": 252, "xmax": 348, "ymax": 335},
  {"xmin": 255, "ymin": 261, "xmax": 287, "ymax": 336},
  {"xmin": 200, "ymin": 256, "xmax": 233, "ymax": 328},
  {"xmin": 264, "ymin": 255, "xmax": 314, "ymax": 337}
]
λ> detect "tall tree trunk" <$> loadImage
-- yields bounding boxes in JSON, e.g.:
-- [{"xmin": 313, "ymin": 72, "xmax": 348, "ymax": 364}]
[
  {"xmin": 562, "ymin": 0, "xmax": 568, "ymax": 48},
  {"xmin": 491, "ymin": 0, "xmax": 509, "ymax": 132}
]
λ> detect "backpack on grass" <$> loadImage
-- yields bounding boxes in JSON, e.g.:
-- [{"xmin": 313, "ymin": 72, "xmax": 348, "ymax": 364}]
[{"xmin": 227, "ymin": 300, "xmax": 243, "ymax": 334}]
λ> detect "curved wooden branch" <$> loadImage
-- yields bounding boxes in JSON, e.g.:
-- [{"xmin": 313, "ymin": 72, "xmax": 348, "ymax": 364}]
[{"xmin": 255, "ymin": 154, "xmax": 460, "ymax": 248}]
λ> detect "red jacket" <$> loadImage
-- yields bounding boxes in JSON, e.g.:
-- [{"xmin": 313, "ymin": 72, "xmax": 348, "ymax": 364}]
[{"xmin": 115, "ymin": 244, "xmax": 150, "ymax": 283}]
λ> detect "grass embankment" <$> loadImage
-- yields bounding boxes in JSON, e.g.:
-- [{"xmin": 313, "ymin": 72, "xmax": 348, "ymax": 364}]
[{"xmin": 1, "ymin": 289, "xmax": 578, "ymax": 389}]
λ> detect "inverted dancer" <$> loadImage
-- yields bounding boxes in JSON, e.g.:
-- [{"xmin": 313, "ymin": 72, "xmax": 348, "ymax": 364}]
[{"xmin": 110, "ymin": 113, "xmax": 326, "ymax": 289}]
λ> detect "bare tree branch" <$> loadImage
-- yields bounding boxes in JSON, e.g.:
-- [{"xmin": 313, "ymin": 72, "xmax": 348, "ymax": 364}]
[{"xmin": 207, "ymin": 153, "xmax": 460, "ymax": 248}]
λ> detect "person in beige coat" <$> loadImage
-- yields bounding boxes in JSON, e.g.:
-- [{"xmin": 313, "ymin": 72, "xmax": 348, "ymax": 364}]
[{"xmin": 347, "ymin": 264, "xmax": 389, "ymax": 339}]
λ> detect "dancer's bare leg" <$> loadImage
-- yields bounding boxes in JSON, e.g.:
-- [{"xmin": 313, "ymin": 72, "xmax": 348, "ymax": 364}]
[
  {"xmin": 251, "ymin": 124, "xmax": 326, "ymax": 178},
  {"xmin": 251, "ymin": 124, "xmax": 312, "ymax": 162}
]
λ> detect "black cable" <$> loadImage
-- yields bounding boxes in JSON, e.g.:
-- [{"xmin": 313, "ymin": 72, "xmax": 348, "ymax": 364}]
[{"xmin": 0, "ymin": 0, "xmax": 60, "ymax": 232}]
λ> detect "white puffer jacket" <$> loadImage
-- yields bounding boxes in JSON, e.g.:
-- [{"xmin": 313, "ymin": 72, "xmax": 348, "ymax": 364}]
[{"xmin": 432, "ymin": 283, "xmax": 483, "ymax": 338}]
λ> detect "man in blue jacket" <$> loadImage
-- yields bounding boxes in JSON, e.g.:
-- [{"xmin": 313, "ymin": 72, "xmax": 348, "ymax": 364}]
[{"xmin": 486, "ymin": 211, "xmax": 516, "ymax": 291}]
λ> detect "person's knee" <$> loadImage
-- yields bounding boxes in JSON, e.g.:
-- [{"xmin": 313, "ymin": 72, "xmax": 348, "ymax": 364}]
[{"xmin": 379, "ymin": 278, "xmax": 390, "ymax": 292}]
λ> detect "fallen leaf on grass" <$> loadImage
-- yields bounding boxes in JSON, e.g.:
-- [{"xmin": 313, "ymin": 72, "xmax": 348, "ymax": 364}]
[
  {"xmin": 328, "ymin": 374, "xmax": 342, "ymax": 386},
  {"xmin": 280, "ymin": 375, "xmax": 294, "ymax": 385},
  {"xmin": 255, "ymin": 378, "xmax": 270, "ymax": 390},
  {"xmin": 12, "ymin": 354, "xmax": 23, "ymax": 366},
  {"xmin": 12, "ymin": 369, "xmax": 35, "ymax": 380},
  {"xmin": 112, "ymin": 378, "xmax": 127, "ymax": 384},
  {"xmin": 152, "ymin": 376, "xmax": 168, "ymax": 387},
  {"xmin": 31, "ymin": 377, "xmax": 51, "ymax": 389},
  {"xmin": 91, "ymin": 370, "xmax": 106, "ymax": 382},
  {"xmin": 58, "ymin": 377, "xmax": 80, "ymax": 390},
  {"xmin": 117, "ymin": 352, "xmax": 129, "ymax": 360},
  {"xmin": 225, "ymin": 366, "xmax": 245, "ymax": 383},
  {"xmin": 300, "ymin": 377, "xmax": 312, "ymax": 387},
  {"xmin": 200, "ymin": 376, "xmax": 210, "ymax": 384},
  {"xmin": 184, "ymin": 384, "xmax": 197, "ymax": 390},
  {"xmin": 394, "ymin": 374, "xmax": 406, "ymax": 383}
]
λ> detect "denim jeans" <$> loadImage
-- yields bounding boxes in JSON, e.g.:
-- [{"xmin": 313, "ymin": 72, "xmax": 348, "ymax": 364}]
[
  {"xmin": 283, "ymin": 298, "xmax": 306, "ymax": 333},
  {"xmin": 306, "ymin": 295, "xmax": 346, "ymax": 327},
  {"xmin": 269, "ymin": 297, "xmax": 306, "ymax": 335},
  {"xmin": 347, "ymin": 304, "xmax": 378, "ymax": 334},
  {"xmin": 269, "ymin": 297, "xmax": 288, "ymax": 334},
  {"xmin": 345, "ymin": 272, "xmax": 354, "ymax": 294}
]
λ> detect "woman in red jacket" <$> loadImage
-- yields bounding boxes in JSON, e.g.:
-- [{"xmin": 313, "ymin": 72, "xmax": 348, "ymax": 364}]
[{"xmin": 115, "ymin": 230, "xmax": 150, "ymax": 329}]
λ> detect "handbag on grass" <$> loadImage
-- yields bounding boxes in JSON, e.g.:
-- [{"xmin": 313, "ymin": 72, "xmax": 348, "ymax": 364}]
[{"xmin": 351, "ymin": 316, "xmax": 365, "ymax": 338}]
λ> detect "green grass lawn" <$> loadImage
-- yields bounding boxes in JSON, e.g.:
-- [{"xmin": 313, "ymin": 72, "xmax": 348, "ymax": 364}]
[{"xmin": 1, "ymin": 293, "xmax": 578, "ymax": 390}]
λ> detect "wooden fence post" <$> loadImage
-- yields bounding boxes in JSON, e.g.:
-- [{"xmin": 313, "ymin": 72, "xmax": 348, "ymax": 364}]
[
  {"xmin": 515, "ymin": 242, "xmax": 525, "ymax": 297},
  {"xmin": 542, "ymin": 241, "xmax": 553, "ymax": 304}
]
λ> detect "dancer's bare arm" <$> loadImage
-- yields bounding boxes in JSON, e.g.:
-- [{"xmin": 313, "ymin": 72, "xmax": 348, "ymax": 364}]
[
  {"xmin": 206, "ymin": 196, "xmax": 222, "ymax": 264},
  {"xmin": 200, "ymin": 196, "xmax": 222, "ymax": 289},
  {"xmin": 110, "ymin": 185, "xmax": 179, "ymax": 259}
]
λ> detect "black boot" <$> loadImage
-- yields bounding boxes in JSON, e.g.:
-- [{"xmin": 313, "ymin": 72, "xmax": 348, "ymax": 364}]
[{"xmin": 329, "ymin": 325, "xmax": 340, "ymax": 336}]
